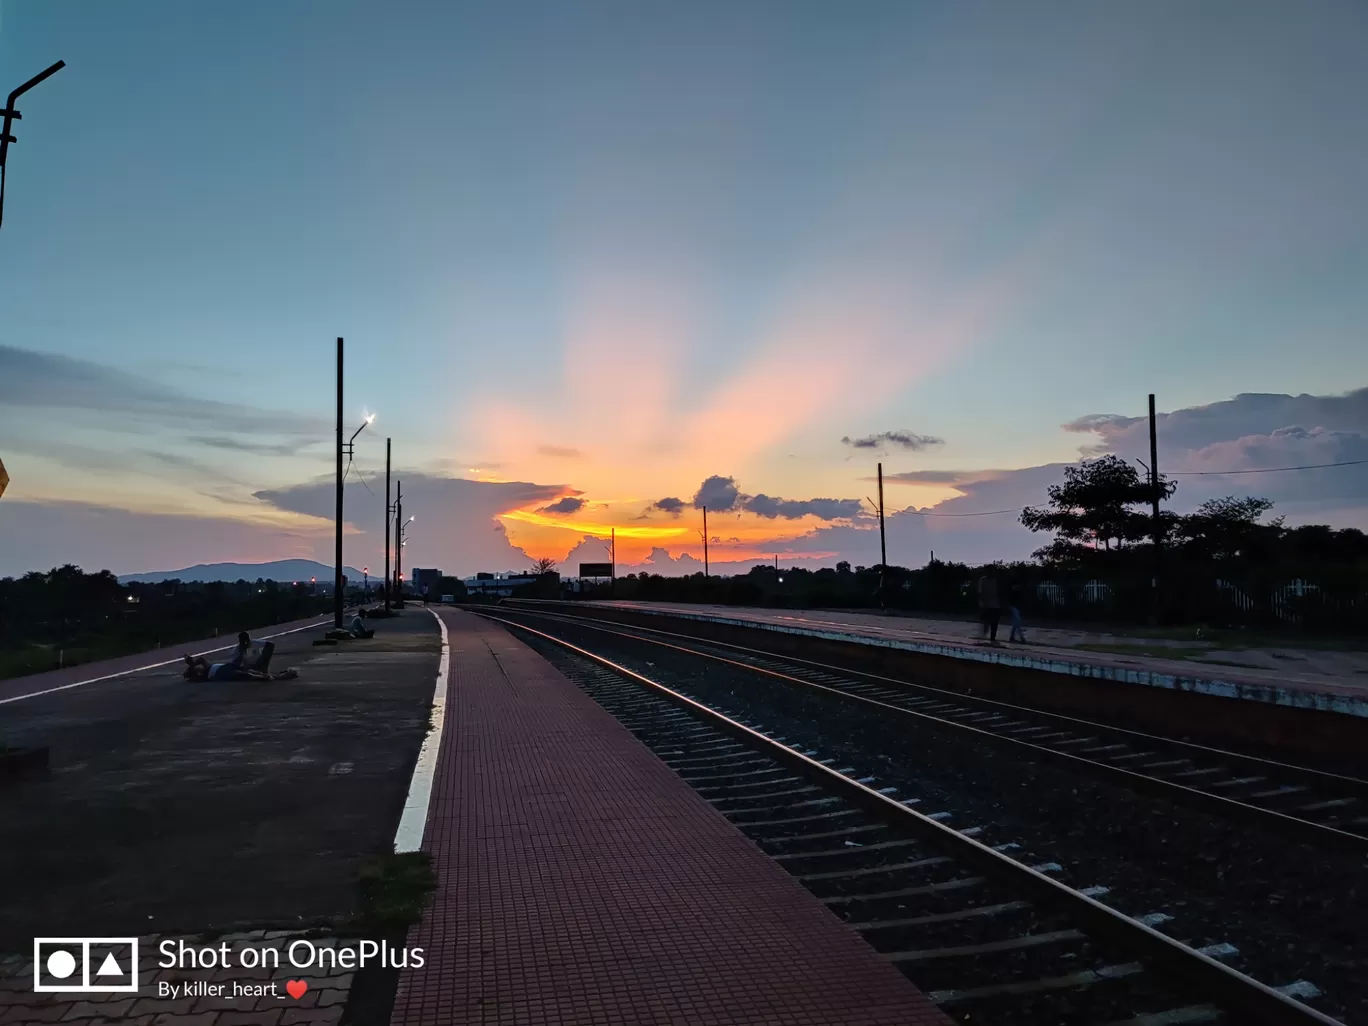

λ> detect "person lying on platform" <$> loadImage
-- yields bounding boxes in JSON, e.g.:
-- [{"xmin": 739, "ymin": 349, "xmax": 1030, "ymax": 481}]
[
  {"xmin": 182, "ymin": 653, "xmax": 298, "ymax": 681},
  {"xmin": 349, "ymin": 614, "xmax": 375, "ymax": 640}
]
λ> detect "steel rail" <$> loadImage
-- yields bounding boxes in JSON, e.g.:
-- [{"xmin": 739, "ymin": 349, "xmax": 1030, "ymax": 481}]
[
  {"xmin": 481, "ymin": 611, "xmax": 1343, "ymax": 1026},
  {"xmin": 499, "ymin": 604, "xmax": 1368, "ymax": 853}
]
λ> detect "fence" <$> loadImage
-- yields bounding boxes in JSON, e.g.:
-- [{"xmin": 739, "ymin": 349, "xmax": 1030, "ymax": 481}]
[{"xmin": 1020, "ymin": 572, "xmax": 1360, "ymax": 633}]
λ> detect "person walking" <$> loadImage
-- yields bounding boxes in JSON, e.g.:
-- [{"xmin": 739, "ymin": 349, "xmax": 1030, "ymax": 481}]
[
  {"xmin": 1008, "ymin": 581, "xmax": 1027, "ymax": 643},
  {"xmin": 977, "ymin": 572, "xmax": 1002, "ymax": 643}
]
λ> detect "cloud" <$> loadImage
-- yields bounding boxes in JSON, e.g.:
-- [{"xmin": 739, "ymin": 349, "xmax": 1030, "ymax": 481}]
[
  {"xmin": 0, "ymin": 344, "xmax": 328, "ymax": 437},
  {"xmin": 1061, "ymin": 388, "xmax": 1368, "ymax": 509},
  {"xmin": 1065, "ymin": 388, "xmax": 1368, "ymax": 458},
  {"xmin": 191, "ymin": 436, "xmax": 319, "ymax": 457},
  {"xmin": 691, "ymin": 475, "xmax": 741, "ymax": 512},
  {"xmin": 252, "ymin": 473, "xmax": 571, "ymax": 575},
  {"xmin": 537, "ymin": 496, "xmax": 586, "ymax": 515},
  {"xmin": 0, "ymin": 498, "xmax": 331, "ymax": 578},
  {"xmin": 537, "ymin": 445, "xmax": 584, "ymax": 459},
  {"xmin": 0, "ymin": 433, "xmax": 246, "ymax": 487},
  {"xmin": 842, "ymin": 431, "xmax": 945, "ymax": 451},
  {"xmin": 650, "ymin": 496, "xmax": 685, "ymax": 516},
  {"xmin": 682, "ymin": 474, "xmax": 865, "ymax": 523},
  {"xmin": 744, "ymin": 495, "xmax": 864, "ymax": 521}
]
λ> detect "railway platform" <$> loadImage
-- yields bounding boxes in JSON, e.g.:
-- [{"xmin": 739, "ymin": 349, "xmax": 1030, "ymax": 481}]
[
  {"xmin": 572, "ymin": 602, "xmax": 1368, "ymax": 720},
  {"xmin": 389, "ymin": 609, "xmax": 950, "ymax": 1026}
]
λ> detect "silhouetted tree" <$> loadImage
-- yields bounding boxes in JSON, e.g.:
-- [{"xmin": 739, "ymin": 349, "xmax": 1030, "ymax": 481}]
[
  {"xmin": 1021, "ymin": 455, "xmax": 1175, "ymax": 561},
  {"xmin": 1175, "ymin": 496, "xmax": 1281, "ymax": 561}
]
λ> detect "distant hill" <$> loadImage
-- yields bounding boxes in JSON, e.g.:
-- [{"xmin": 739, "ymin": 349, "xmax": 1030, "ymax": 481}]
[{"xmin": 119, "ymin": 559, "xmax": 366, "ymax": 584}]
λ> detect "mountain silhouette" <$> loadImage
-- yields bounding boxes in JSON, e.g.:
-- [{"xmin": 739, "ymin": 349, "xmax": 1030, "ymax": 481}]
[{"xmin": 118, "ymin": 559, "xmax": 366, "ymax": 584}]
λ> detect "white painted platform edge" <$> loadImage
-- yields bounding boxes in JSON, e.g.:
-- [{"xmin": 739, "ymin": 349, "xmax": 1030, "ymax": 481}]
[
  {"xmin": 577, "ymin": 605, "xmax": 1368, "ymax": 721},
  {"xmin": 394, "ymin": 607, "xmax": 450, "ymax": 853}
]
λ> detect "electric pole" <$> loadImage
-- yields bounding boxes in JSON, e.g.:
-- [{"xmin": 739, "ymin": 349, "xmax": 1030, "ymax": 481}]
[
  {"xmin": 877, "ymin": 461, "xmax": 887, "ymax": 608},
  {"xmin": 702, "ymin": 506, "xmax": 709, "ymax": 578},
  {"xmin": 610, "ymin": 527, "xmax": 616, "ymax": 597},
  {"xmin": 334, "ymin": 338, "xmax": 344, "ymax": 630},
  {"xmin": 394, "ymin": 479, "xmax": 403, "ymax": 607},
  {"xmin": 1149, "ymin": 393, "xmax": 1162, "ymax": 624},
  {"xmin": 384, "ymin": 437, "xmax": 392, "ymax": 613}
]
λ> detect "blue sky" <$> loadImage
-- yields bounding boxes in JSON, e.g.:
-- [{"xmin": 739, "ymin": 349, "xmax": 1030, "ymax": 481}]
[{"xmin": 2, "ymin": 1, "xmax": 1366, "ymax": 576}]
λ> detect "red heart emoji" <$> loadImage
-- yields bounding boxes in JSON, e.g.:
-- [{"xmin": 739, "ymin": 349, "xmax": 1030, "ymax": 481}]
[{"xmin": 286, "ymin": 980, "xmax": 308, "ymax": 1000}]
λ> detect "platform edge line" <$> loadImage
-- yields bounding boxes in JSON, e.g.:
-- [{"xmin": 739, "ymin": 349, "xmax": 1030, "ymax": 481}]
[
  {"xmin": 393, "ymin": 607, "xmax": 449, "ymax": 853},
  {"xmin": 0, "ymin": 617, "xmax": 332, "ymax": 706}
]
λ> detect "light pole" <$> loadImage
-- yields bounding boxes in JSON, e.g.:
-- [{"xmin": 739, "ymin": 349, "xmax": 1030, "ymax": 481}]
[
  {"xmin": 1, "ymin": 60, "xmax": 65, "ymax": 231},
  {"xmin": 384, "ymin": 437, "xmax": 392, "ymax": 613},
  {"xmin": 392, "ymin": 479, "xmax": 403, "ymax": 606},
  {"xmin": 332, "ymin": 335, "xmax": 374, "ymax": 631},
  {"xmin": 363, "ymin": 567, "xmax": 369, "ymax": 597},
  {"xmin": 397, "ymin": 514, "xmax": 414, "ymax": 605}
]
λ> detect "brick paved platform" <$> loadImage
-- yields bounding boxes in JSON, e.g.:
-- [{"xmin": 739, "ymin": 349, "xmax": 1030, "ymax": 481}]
[{"xmin": 390, "ymin": 609, "xmax": 949, "ymax": 1026}]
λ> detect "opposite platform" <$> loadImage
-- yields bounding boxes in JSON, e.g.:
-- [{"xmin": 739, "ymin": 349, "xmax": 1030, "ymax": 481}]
[
  {"xmin": 390, "ymin": 609, "xmax": 948, "ymax": 1026},
  {"xmin": 572, "ymin": 601, "xmax": 1368, "ymax": 720}
]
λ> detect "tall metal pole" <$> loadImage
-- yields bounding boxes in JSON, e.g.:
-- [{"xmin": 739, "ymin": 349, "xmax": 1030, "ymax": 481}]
[
  {"xmin": 702, "ymin": 506, "xmax": 709, "ymax": 578},
  {"xmin": 1149, "ymin": 393, "xmax": 1162, "ymax": 623},
  {"xmin": 877, "ymin": 461, "xmax": 887, "ymax": 608},
  {"xmin": 610, "ymin": 527, "xmax": 616, "ymax": 597},
  {"xmin": 394, "ymin": 480, "xmax": 403, "ymax": 605},
  {"xmin": 384, "ymin": 437, "xmax": 392, "ymax": 613},
  {"xmin": 334, "ymin": 338, "xmax": 344, "ymax": 630}
]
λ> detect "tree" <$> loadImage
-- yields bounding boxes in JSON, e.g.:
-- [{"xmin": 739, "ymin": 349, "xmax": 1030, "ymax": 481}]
[
  {"xmin": 1176, "ymin": 496, "xmax": 1282, "ymax": 561},
  {"xmin": 1021, "ymin": 455, "xmax": 1175, "ymax": 561},
  {"xmin": 530, "ymin": 557, "xmax": 558, "ymax": 576}
]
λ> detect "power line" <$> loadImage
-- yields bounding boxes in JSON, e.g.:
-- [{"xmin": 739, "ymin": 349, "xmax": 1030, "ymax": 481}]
[
  {"xmin": 901, "ymin": 507, "xmax": 1021, "ymax": 517},
  {"xmin": 1169, "ymin": 459, "xmax": 1367, "ymax": 476}
]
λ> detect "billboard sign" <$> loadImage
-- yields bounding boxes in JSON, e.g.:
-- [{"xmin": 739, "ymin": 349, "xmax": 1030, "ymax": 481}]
[{"xmin": 578, "ymin": 562, "xmax": 613, "ymax": 578}]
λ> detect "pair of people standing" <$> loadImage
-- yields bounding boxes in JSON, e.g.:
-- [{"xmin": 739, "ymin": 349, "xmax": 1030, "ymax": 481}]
[{"xmin": 977, "ymin": 574, "xmax": 1026, "ymax": 643}]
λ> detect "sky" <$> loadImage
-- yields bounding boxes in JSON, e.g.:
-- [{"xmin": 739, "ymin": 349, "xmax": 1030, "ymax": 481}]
[{"xmin": 2, "ymin": 0, "xmax": 1366, "ymax": 578}]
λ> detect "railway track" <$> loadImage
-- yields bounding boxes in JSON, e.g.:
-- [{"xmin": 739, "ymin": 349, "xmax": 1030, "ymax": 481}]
[
  {"xmin": 501, "ymin": 606, "xmax": 1368, "ymax": 853},
  {"xmin": 486, "ymin": 611, "xmax": 1346, "ymax": 1026}
]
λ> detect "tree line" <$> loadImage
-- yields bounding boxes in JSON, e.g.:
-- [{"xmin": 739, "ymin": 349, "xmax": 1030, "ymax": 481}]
[
  {"xmin": 0, "ymin": 566, "xmax": 333, "ymax": 679},
  {"xmin": 535, "ymin": 455, "xmax": 1366, "ymax": 632}
]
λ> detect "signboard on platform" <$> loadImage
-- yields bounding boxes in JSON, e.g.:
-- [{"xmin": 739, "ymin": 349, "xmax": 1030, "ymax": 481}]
[{"xmin": 578, "ymin": 562, "xmax": 613, "ymax": 578}]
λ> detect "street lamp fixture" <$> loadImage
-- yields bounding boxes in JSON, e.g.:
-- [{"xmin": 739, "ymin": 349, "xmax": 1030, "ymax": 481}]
[
  {"xmin": 345, "ymin": 413, "xmax": 375, "ymax": 463},
  {"xmin": 1, "ymin": 60, "xmax": 65, "ymax": 231}
]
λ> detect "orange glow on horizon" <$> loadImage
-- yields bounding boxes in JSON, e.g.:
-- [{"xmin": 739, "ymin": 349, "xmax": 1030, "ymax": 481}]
[{"xmin": 499, "ymin": 507, "xmax": 689, "ymax": 540}]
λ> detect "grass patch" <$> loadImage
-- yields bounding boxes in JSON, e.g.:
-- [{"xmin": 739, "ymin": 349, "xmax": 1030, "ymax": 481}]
[{"xmin": 346, "ymin": 852, "xmax": 436, "ymax": 935}]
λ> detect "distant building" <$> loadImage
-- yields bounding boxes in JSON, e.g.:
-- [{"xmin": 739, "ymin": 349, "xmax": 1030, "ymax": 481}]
[
  {"xmin": 463, "ymin": 571, "xmax": 541, "ymax": 597},
  {"xmin": 411, "ymin": 568, "xmax": 442, "ymax": 597}
]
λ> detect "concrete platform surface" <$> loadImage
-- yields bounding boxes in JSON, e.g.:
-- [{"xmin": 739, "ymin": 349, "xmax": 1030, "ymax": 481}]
[
  {"xmin": 0, "ymin": 613, "xmax": 331, "ymax": 704},
  {"xmin": 390, "ymin": 609, "xmax": 949, "ymax": 1026},
  {"xmin": 0, "ymin": 609, "xmax": 440, "ymax": 946},
  {"xmin": 583, "ymin": 601, "xmax": 1368, "ymax": 719}
]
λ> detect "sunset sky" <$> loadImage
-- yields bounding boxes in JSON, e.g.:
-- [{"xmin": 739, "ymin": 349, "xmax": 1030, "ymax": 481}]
[{"xmin": 2, "ymin": 1, "xmax": 1367, "ymax": 578}]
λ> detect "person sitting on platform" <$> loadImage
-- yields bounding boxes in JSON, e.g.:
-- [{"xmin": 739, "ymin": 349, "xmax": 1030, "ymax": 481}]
[
  {"xmin": 227, "ymin": 632, "xmax": 275, "ymax": 673},
  {"xmin": 349, "ymin": 614, "xmax": 374, "ymax": 640}
]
